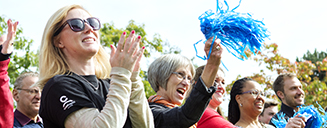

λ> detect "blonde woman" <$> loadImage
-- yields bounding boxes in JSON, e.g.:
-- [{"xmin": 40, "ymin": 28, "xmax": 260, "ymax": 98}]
[{"xmin": 38, "ymin": 5, "xmax": 153, "ymax": 128}]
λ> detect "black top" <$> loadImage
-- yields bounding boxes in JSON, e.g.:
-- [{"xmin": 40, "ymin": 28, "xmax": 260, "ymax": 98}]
[
  {"xmin": 0, "ymin": 45, "xmax": 12, "ymax": 61},
  {"xmin": 149, "ymin": 78, "xmax": 216, "ymax": 128},
  {"xmin": 39, "ymin": 72, "xmax": 132, "ymax": 128},
  {"xmin": 269, "ymin": 103, "xmax": 295, "ymax": 127}
]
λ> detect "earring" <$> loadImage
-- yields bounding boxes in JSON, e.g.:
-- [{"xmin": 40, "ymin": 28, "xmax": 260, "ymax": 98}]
[
  {"xmin": 240, "ymin": 103, "xmax": 243, "ymax": 107},
  {"xmin": 59, "ymin": 44, "xmax": 64, "ymax": 48}
]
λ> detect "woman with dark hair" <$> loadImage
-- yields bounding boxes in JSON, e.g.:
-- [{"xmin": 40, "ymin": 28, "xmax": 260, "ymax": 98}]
[
  {"xmin": 228, "ymin": 78, "xmax": 253, "ymax": 125},
  {"xmin": 228, "ymin": 77, "xmax": 273, "ymax": 128},
  {"xmin": 148, "ymin": 37, "xmax": 223, "ymax": 128},
  {"xmin": 228, "ymin": 77, "xmax": 304, "ymax": 128}
]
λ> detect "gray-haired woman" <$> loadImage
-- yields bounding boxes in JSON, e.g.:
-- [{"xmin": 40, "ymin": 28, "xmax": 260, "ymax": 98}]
[{"xmin": 148, "ymin": 38, "xmax": 223, "ymax": 128}]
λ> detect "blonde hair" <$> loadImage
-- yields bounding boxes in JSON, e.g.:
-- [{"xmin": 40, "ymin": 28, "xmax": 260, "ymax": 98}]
[{"xmin": 38, "ymin": 4, "xmax": 111, "ymax": 89}]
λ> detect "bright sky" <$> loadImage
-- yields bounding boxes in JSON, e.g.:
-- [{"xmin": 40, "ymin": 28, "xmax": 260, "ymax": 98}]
[
  {"xmin": 1, "ymin": 0, "xmax": 327, "ymax": 114},
  {"xmin": 2, "ymin": 0, "xmax": 327, "ymax": 83}
]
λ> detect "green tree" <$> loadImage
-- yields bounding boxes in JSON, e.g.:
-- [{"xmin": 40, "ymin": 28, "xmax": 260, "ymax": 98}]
[
  {"xmin": 0, "ymin": 16, "xmax": 38, "ymax": 86},
  {"xmin": 100, "ymin": 19, "xmax": 181, "ymax": 98},
  {"xmin": 226, "ymin": 43, "xmax": 327, "ymax": 108},
  {"xmin": 296, "ymin": 49, "xmax": 327, "ymax": 82},
  {"xmin": 296, "ymin": 49, "xmax": 327, "ymax": 63}
]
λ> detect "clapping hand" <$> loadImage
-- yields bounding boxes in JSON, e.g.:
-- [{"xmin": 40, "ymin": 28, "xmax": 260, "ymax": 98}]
[
  {"xmin": 0, "ymin": 19, "xmax": 18, "ymax": 54},
  {"xmin": 110, "ymin": 30, "xmax": 144, "ymax": 72},
  {"xmin": 285, "ymin": 114, "xmax": 306, "ymax": 128}
]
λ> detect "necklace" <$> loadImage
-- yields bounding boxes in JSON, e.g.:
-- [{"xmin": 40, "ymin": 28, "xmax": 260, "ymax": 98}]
[{"xmin": 75, "ymin": 73, "xmax": 99, "ymax": 90}]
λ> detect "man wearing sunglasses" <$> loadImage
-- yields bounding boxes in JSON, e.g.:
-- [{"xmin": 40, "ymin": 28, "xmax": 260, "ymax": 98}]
[{"xmin": 12, "ymin": 72, "xmax": 42, "ymax": 128}]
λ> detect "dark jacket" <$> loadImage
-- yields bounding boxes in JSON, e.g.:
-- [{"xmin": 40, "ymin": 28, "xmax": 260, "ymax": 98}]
[
  {"xmin": 149, "ymin": 78, "xmax": 216, "ymax": 128},
  {"xmin": 269, "ymin": 103, "xmax": 295, "ymax": 127}
]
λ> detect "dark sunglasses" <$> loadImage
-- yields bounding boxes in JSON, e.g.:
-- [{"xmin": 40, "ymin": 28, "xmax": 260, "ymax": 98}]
[{"xmin": 54, "ymin": 17, "xmax": 101, "ymax": 36}]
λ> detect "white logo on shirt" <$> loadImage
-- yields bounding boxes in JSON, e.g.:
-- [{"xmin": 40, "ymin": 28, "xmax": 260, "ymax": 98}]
[{"xmin": 60, "ymin": 95, "xmax": 75, "ymax": 110}]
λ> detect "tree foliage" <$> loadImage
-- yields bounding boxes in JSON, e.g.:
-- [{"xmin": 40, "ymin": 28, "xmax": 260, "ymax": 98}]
[
  {"xmin": 226, "ymin": 43, "xmax": 327, "ymax": 108},
  {"xmin": 0, "ymin": 16, "xmax": 38, "ymax": 86},
  {"xmin": 100, "ymin": 20, "xmax": 180, "ymax": 57},
  {"xmin": 297, "ymin": 49, "xmax": 327, "ymax": 82},
  {"xmin": 297, "ymin": 49, "xmax": 327, "ymax": 63}
]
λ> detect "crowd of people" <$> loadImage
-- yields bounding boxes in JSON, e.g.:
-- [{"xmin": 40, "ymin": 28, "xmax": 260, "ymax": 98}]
[{"xmin": 0, "ymin": 4, "xmax": 325, "ymax": 128}]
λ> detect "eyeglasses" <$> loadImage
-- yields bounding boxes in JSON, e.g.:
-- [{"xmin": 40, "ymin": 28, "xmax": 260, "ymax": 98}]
[
  {"xmin": 241, "ymin": 90, "xmax": 265, "ymax": 98},
  {"xmin": 54, "ymin": 17, "xmax": 101, "ymax": 36},
  {"xmin": 16, "ymin": 88, "xmax": 41, "ymax": 95},
  {"xmin": 172, "ymin": 72, "xmax": 193, "ymax": 84}
]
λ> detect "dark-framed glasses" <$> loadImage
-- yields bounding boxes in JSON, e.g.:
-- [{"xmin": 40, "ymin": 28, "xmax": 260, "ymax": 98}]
[
  {"xmin": 241, "ymin": 90, "xmax": 265, "ymax": 97},
  {"xmin": 54, "ymin": 17, "xmax": 101, "ymax": 36},
  {"xmin": 172, "ymin": 72, "xmax": 193, "ymax": 84},
  {"xmin": 16, "ymin": 88, "xmax": 41, "ymax": 95}
]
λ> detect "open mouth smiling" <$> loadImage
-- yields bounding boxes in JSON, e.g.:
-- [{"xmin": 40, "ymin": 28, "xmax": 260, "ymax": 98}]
[
  {"xmin": 177, "ymin": 88, "xmax": 185, "ymax": 95},
  {"xmin": 82, "ymin": 37, "xmax": 95, "ymax": 42}
]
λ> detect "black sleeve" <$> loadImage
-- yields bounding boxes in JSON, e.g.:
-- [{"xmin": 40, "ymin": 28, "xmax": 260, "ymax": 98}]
[
  {"xmin": 150, "ymin": 77, "xmax": 216, "ymax": 128},
  {"xmin": 39, "ymin": 75, "xmax": 96, "ymax": 128},
  {"xmin": 269, "ymin": 113, "xmax": 278, "ymax": 127},
  {"xmin": 0, "ymin": 45, "xmax": 12, "ymax": 61}
]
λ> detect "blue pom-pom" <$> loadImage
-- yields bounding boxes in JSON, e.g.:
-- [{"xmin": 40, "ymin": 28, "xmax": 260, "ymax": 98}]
[
  {"xmin": 271, "ymin": 112, "xmax": 287, "ymax": 128},
  {"xmin": 271, "ymin": 103, "xmax": 327, "ymax": 128},
  {"xmin": 294, "ymin": 105, "xmax": 323, "ymax": 128},
  {"xmin": 194, "ymin": 0, "xmax": 270, "ymax": 60}
]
